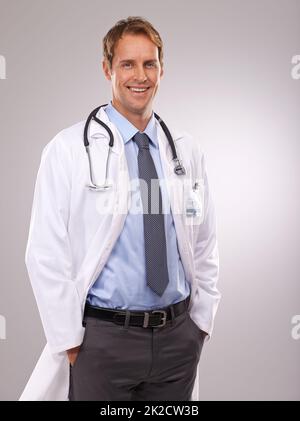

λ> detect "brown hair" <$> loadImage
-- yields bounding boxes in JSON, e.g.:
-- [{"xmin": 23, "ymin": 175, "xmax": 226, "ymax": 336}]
[{"xmin": 103, "ymin": 16, "xmax": 164, "ymax": 69}]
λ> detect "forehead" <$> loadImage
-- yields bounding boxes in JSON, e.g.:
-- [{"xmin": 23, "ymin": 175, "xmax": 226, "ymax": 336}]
[{"xmin": 114, "ymin": 33, "xmax": 159, "ymax": 60}]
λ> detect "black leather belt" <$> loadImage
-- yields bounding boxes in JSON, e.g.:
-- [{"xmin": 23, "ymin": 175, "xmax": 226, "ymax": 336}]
[{"xmin": 84, "ymin": 295, "xmax": 190, "ymax": 328}]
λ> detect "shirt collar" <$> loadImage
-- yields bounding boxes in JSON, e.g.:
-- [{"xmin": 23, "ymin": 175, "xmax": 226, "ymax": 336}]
[{"xmin": 104, "ymin": 101, "xmax": 158, "ymax": 147}]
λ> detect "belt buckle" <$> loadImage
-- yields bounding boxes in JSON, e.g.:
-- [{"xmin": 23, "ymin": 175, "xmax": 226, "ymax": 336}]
[{"xmin": 152, "ymin": 310, "xmax": 167, "ymax": 328}]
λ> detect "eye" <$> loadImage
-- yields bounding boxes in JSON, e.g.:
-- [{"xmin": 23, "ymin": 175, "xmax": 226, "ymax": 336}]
[
  {"xmin": 146, "ymin": 62, "xmax": 156, "ymax": 68},
  {"xmin": 122, "ymin": 62, "xmax": 132, "ymax": 69}
]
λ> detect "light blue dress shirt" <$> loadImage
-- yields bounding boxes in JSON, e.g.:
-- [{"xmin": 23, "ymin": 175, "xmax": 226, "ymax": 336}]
[{"xmin": 87, "ymin": 102, "xmax": 190, "ymax": 310}]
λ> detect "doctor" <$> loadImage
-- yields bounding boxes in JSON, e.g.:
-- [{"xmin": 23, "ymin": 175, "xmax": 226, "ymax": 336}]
[{"xmin": 21, "ymin": 16, "xmax": 220, "ymax": 401}]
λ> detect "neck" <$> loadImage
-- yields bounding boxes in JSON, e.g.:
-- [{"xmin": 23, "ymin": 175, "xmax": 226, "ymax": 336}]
[{"xmin": 111, "ymin": 100, "xmax": 152, "ymax": 132}]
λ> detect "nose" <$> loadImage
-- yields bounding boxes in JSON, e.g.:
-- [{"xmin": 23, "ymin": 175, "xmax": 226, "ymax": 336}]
[{"xmin": 134, "ymin": 64, "xmax": 147, "ymax": 83}]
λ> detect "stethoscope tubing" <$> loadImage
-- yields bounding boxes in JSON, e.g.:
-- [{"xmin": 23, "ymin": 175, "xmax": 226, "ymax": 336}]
[{"xmin": 84, "ymin": 104, "xmax": 186, "ymax": 191}]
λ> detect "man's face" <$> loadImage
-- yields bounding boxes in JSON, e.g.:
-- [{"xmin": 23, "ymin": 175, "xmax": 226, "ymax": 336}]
[{"xmin": 103, "ymin": 33, "xmax": 163, "ymax": 117}]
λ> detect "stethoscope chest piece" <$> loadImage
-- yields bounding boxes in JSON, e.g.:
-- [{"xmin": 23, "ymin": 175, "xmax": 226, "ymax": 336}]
[{"xmin": 173, "ymin": 159, "xmax": 186, "ymax": 175}]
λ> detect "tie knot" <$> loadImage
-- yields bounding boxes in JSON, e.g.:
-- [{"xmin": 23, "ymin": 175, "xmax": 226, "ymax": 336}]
[{"xmin": 133, "ymin": 132, "xmax": 150, "ymax": 150}]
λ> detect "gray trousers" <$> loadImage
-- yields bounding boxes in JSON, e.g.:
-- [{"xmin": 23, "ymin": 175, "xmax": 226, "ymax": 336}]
[{"xmin": 69, "ymin": 308, "xmax": 205, "ymax": 401}]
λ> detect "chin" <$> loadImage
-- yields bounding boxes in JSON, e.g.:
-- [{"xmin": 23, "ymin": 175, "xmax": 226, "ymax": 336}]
[{"xmin": 127, "ymin": 102, "xmax": 149, "ymax": 114}]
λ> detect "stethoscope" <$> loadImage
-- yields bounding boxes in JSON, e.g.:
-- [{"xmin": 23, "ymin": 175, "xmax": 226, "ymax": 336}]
[{"xmin": 84, "ymin": 104, "xmax": 186, "ymax": 191}]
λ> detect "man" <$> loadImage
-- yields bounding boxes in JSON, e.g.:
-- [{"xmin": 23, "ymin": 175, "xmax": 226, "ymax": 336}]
[{"xmin": 21, "ymin": 16, "xmax": 220, "ymax": 401}]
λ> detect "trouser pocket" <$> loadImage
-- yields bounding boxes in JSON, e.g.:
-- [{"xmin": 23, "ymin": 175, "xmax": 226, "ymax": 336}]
[{"xmin": 186, "ymin": 312, "xmax": 206, "ymax": 342}]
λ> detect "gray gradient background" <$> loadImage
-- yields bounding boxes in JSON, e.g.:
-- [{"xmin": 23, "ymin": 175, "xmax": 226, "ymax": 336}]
[{"xmin": 0, "ymin": 0, "xmax": 299, "ymax": 400}]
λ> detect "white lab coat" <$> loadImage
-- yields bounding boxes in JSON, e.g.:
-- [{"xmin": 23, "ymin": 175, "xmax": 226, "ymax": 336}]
[{"xmin": 20, "ymin": 107, "xmax": 220, "ymax": 401}]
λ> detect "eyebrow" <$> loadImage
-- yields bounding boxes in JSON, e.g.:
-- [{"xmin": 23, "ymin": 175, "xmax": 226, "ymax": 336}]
[{"xmin": 119, "ymin": 59, "xmax": 158, "ymax": 64}]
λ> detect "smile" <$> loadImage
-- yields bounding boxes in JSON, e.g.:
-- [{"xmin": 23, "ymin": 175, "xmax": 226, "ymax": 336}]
[{"xmin": 127, "ymin": 87, "xmax": 150, "ymax": 93}]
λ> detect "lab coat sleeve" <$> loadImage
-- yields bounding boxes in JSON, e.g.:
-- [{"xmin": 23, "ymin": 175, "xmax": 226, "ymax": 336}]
[
  {"xmin": 25, "ymin": 133, "xmax": 84, "ymax": 354},
  {"xmin": 190, "ymin": 153, "xmax": 221, "ymax": 339}
]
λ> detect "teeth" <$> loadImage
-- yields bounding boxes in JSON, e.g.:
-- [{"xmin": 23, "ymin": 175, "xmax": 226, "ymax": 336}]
[{"xmin": 129, "ymin": 87, "xmax": 147, "ymax": 92}]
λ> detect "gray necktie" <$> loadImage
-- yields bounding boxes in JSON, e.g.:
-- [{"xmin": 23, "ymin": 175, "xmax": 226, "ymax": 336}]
[{"xmin": 133, "ymin": 132, "xmax": 169, "ymax": 296}]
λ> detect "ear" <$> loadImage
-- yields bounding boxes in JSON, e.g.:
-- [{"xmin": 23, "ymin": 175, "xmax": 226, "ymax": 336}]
[{"xmin": 102, "ymin": 59, "xmax": 112, "ymax": 81}]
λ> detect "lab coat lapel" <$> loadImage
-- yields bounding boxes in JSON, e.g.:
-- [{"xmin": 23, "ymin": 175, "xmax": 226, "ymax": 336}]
[
  {"xmin": 75, "ymin": 107, "xmax": 131, "ymax": 307},
  {"xmin": 156, "ymin": 122, "xmax": 193, "ymax": 285}
]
